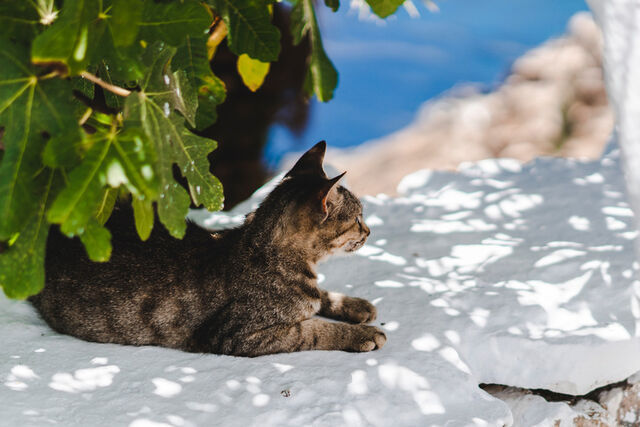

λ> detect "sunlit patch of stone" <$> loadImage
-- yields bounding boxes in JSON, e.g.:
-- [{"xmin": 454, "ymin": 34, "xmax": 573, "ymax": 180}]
[
  {"xmin": 369, "ymin": 252, "xmax": 407, "ymax": 266},
  {"xmin": 382, "ymin": 321, "xmax": 399, "ymax": 331},
  {"xmin": 606, "ymin": 216, "xmax": 627, "ymax": 230},
  {"xmin": 568, "ymin": 215, "xmax": 591, "ymax": 231},
  {"xmin": 602, "ymin": 206, "xmax": 634, "ymax": 217},
  {"xmin": 374, "ymin": 280, "xmax": 404, "ymax": 288},
  {"xmin": 411, "ymin": 334, "xmax": 440, "ymax": 352},
  {"xmin": 517, "ymin": 273, "xmax": 600, "ymax": 331},
  {"xmin": 439, "ymin": 347, "xmax": 472, "ymax": 374},
  {"xmin": 130, "ymin": 419, "xmax": 172, "ymax": 427},
  {"xmin": 469, "ymin": 308, "xmax": 490, "ymax": 328},
  {"xmin": 252, "ymin": 394, "xmax": 270, "ymax": 406},
  {"xmin": 378, "ymin": 364, "xmax": 445, "ymax": 415},
  {"xmin": 90, "ymin": 357, "xmax": 108, "ymax": 365},
  {"xmin": 534, "ymin": 249, "xmax": 586, "ymax": 267},
  {"xmin": 417, "ymin": 244, "xmax": 513, "ymax": 277},
  {"xmin": 397, "ymin": 170, "xmax": 432, "ymax": 194},
  {"xmin": 185, "ymin": 402, "xmax": 218, "ymax": 413},
  {"xmin": 49, "ymin": 365, "xmax": 120, "ymax": 393},
  {"xmin": 410, "ymin": 218, "xmax": 496, "ymax": 233},
  {"xmin": 272, "ymin": 363, "xmax": 294, "ymax": 373},
  {"xmin": 347, "ymin": 370, "xmax": 368, "ymax": 395},
  {"xmin": 484, "ymin": 193, "xmax": 544, "ymax": 220},
  {"xmin": 10, "ymin": 365, "xmax": 38, "ymax": 380},
  {"xmin": 364, "ymin": 214, "xmax": 384, "ymax": 226},
  {"xmin": 225, "ymin": 379, "xmax": 241, "ymax": 390},
  {"xmin": 151, "ymin": 378, "xmax": 182, "ymax": 398}
]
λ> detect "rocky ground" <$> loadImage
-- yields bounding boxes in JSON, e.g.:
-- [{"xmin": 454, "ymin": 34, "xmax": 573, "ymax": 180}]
[
  {"xmin": 5, "ymin": 143, "xmax": 640, "ymax": 427},
  {"xmin": 328, "ymin": 12, "xmax": 614, "ymax": 197},
  {"xmin": 329, "ymin": 12, "xmax": 639, "ymax": 426},
  {"xmin": 484, "ymin": 376, "xmax": 640, "ymax": 426}
]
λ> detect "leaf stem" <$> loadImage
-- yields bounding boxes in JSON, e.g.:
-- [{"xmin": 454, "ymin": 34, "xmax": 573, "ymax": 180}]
[
  {"xmin": 80, "ymin": 71, "xmax": 131, "ymax": 97},
  {"xmin": 78, "ymin": 107, "xmax": 93, "ymax": 126},
  {"xmin": 207, "ymin": 18, "xmax": 228, "ymax": 60}
]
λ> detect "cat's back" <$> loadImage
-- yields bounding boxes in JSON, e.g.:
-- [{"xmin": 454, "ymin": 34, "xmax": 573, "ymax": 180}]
[
  {"xmin": 43, "ymin": 202, "xmax": 229, "ymax": 286},
  {"xmin": 31, "ymin": 203, "xmax": 233, "ymax": 347}
]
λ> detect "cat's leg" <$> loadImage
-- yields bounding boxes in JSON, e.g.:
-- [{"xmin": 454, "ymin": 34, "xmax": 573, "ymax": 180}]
[
  {"xmin": 232, "ymin": 318, "xmax": 386, "ymax": 357},
  {"xmin": 318, "ymin": 290, "xmax": 377, "ymax": 324}
]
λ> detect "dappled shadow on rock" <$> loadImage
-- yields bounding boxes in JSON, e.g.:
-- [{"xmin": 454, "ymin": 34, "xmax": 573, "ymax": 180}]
[{"xmin": 2, "ymin": 143, "xmax": 639, "ymax": 425}]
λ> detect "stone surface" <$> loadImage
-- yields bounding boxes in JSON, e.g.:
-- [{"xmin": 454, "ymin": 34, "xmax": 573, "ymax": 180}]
[{"xmin": 2, "ymin": 146, "xmax": 639, "ymax": 426}]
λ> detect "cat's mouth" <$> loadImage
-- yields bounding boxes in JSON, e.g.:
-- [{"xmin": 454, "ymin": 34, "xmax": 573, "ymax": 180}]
[{"xmin": 345, "ymin": 237, "xmax": 367, "ymax": 252}]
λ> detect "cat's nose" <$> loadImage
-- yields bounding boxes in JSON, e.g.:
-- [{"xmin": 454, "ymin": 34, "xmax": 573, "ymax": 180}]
[{"xmin": 363, "ymin": 223, "xmax": 370, "ymax": 237}]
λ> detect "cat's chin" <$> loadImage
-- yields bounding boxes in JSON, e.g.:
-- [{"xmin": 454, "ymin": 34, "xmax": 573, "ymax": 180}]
[
  {"xmin": 327, "ymin": 243, "xmax": 362, "ymax": 259},
  {"xmin": 344, "ymin": 239, "xmax": 367, "ymax": 253}
]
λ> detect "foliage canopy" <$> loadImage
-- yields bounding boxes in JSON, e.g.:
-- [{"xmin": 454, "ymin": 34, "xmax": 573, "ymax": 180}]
[{"xmin": 0, "ymin": 0, "xmax": 406, "ymax": 299}]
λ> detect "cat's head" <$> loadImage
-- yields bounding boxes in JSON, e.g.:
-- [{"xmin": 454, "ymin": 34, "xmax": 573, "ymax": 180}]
[{"xmin": 254, "ymin": 141, "xmax": 370, "ymax": 261}]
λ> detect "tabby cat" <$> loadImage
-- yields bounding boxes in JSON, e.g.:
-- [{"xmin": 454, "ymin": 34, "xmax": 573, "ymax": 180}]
[{"xmin": 31, "ymin": 141, "xmax": 386, "ymax": 357}]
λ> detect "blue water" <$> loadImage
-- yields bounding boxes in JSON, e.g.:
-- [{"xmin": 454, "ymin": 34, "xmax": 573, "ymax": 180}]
[{"xmin": 264, "ymin": 0, "xmax": 589, "ymax": 166}]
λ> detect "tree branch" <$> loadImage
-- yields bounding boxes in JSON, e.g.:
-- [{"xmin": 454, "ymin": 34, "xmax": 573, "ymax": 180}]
[{"xmin": 80, "ymin": 71, "xmax": 131, "ymax": 97}]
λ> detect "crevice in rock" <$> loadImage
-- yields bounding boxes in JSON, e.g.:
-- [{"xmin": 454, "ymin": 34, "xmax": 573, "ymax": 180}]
[
  {"xmin": 480, "ymin": 377, "xmax": 640, "ymax": 426},
  {"xmin": 480, "ymin": 379, "xmax": 628, "ymax": 405}
]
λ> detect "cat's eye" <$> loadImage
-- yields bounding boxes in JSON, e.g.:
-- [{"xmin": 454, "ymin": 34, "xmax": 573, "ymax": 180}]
[{"xmin": 356, "ymin": 215, "xmax": 362, "ymax": 225}]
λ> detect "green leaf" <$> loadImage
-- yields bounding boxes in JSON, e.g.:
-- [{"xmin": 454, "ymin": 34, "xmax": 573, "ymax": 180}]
[
  {"xmin": 42, "ymin": 127, "xmax": 84, "ymax": 168},
  {"xmin": 174, "ymin": 35, "xmax": 227, "ymax": 130},
  {"xmin": 237, "ymin": 53, "xmax": 270, "ymax": 92},
  {"xmin": 71, "ymin": 76, "xmax": 95, "ymax": 102},
  {"xmin": 172, "ymin": 69, "xmax": 199, "ymax": 128},
  {"xmin": 47, "ymin": 127, "xmax": 159, "ymax": 237},
  {"xmin": 0, "ymin": 2, "xmax": 40, "ymax": 44},
  {"xmin": 110, "ymin": 0, "xmax": 144, "ymax": 47},
  {"xmin": 138, "ymin": 0, "xmax": 211, "ymax": 47},
  {"xmin": 31, "ymin": 0, "xmax": 107, "ymax": 75},
  {"xmin": 98, "ymin": 0, "xmax": 211, "ymax": 83},
  {"xmin": 79, "ymin": 219, "xmax": 112, "ymax": 262},
  {"xmin": 291, "ymin": 0, "xmax": 338, "ymax": 102},
  {"xmin": 0, "ymin": 40, "xmax": 78, "ymax": 240},
  {"xmin": 325, "ymin": 0, "xmax": 340, "ymax": 12},
  {"xmin": 365, "ymin": 0, "xmax": 405, "ymax": 18},
  {"xmin": 141, "ymin": 43, "xmax": 199, "ymax": 127},
  {"xmin": 98, "ymin": 30, "xmax": 146, "ymax": 83},
  {"xmin": 290, "ymin": 0, "xmax": 308, "ymax": 46},
  {"xmin": 177, "ymin": 124, "xmax": 223, "ymax": 210},
  {"xmin": 132, "ymin": 197, "xmax": 154, "ymax": 241},
  {"xmin": 206, "ymin": 0, "xmax": 281, "ymax": 62},
  {"xmin": 97, "ymin": 61, "xmax": 125, "ymax": 110},
  {"xmin": 46, "ymin": 133, "xmax": 112, "ymax": 236},
  {"xmin": 95, "ymin": 187, "xmax": 119, "ymax": 225},
  {"xmin": 0, "ymin": 170, "xmax": 58, "ymax": 299},
  {"xmin": 125, "ymin": 48, "xmax": 224, "ymax": 236},
  {"xmin": 125, "ymin": 92, "xmax": 223, "ymax": 238}
]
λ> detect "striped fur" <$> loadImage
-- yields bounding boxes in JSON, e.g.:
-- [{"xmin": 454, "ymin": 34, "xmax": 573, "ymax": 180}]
[{"xmin": 31, "ymin": 142, "xmax": 386, "ymax": 356}]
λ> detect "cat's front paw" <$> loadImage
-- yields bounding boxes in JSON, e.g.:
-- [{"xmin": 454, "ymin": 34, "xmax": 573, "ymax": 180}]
[
  {"xmin": 349, "ymin": 325, "xmax": 386, "ymax": 352},
  {"xmin": 340, "ymin": 296, "xmax": 377, "ymax": 324}
]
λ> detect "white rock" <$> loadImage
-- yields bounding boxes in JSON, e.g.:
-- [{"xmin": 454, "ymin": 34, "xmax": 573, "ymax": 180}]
[{"xmin": 3, "ymin": 143, "xmax": 640, "ymax": 425}]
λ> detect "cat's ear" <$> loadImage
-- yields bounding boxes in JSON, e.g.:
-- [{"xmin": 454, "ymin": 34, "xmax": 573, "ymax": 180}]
[
  {"xmin": 318, "ymin": 171, "xmax": 346, "ymax": 221},
  {"xmin": 285, "ymin": 140, "xmax": 327, "ymax": 178}
]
